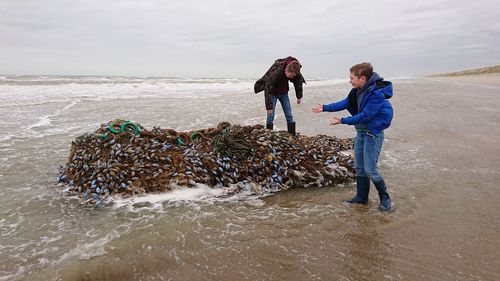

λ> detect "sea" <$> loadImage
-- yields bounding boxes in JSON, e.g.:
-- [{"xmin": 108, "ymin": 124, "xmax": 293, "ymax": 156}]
[{"xmin": 0, "ymin": 75, "xmax": 499, "ymax": 280}]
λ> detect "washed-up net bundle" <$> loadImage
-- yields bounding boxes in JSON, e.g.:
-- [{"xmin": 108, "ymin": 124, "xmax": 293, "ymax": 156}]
[{"xmin": 58, "ymin": 119, "xmax": 355, "ymax": 205}]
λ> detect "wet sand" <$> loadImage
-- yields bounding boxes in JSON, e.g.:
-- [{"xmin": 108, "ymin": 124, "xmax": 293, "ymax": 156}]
[{"xmin": 1, "ymin": 77, "xmax": 499, "ymax": 280}]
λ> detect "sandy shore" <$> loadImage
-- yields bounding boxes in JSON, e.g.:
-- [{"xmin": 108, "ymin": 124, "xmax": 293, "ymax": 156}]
[{"xmin": 428, "ymin": 72, "xmax": 500, "ymax": 86}]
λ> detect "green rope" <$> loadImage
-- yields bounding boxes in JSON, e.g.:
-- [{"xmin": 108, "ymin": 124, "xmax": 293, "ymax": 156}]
[
  {"xmin": 189, "ymin": 131, "xmax": 203, "ymax": 142},
  {"xmin": 212, "ymin": 127, "xmax": 254, "ymax": 158},
  {"xmin": 121, "ymin": 121, "xmax": 139, "ymax": 136}
]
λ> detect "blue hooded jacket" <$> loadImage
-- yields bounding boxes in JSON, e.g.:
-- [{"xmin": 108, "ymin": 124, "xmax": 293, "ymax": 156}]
[{"xmin": 323, "ymin": 73, "xmax": 393, "ymax": 135}]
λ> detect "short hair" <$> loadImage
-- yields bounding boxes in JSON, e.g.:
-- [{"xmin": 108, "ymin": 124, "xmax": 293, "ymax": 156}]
[
  {"xmin": 350, "ymin": 62, "xmax": 373, "ymax": 79},
  {"xmin": 286, "ymin": 61, "xmax": 301, "ymax": 75}
]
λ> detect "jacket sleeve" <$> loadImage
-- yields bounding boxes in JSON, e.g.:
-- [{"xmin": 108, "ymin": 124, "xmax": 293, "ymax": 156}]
[
  {"xmin": 323, "ymin": 97, "xmax": 349, "ymax": 112},
  {"xmin": 341, "ymin": 91, "xmax": 385, "ymax": 125},
  {"xmin": 291, "ymin": 75, "xmax": 305, "ymax": 100},
  {"xmin": 254, "ymin": 78, "xmax": 266, "ymax": 94},
  {"xmin": 264, "ymin": 93, "xmax": 273, "ymax": 110},
  {"xmin": 264, "ymin": 64, "xmax": 282, "ymax": 94},
  {"xmin": 260, "ymin": 63, "xmax": 283, "ymax": 109},
  {"xmin": 255, "ymin": 64, "xmax": 278, "ymax": 94}
]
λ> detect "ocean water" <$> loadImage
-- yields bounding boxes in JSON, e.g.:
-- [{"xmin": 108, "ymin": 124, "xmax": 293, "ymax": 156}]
[{"xmin": 0, "ymin": 76, "xmax": 499, "ymax": 280}]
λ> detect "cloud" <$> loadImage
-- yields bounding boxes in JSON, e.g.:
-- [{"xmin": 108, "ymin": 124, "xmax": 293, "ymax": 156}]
[{"xmin": 0, "ymin": 0, "xmax": 499, "ymax": 77}]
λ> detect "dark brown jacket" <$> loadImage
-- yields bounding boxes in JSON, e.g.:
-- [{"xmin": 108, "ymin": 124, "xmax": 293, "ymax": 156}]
[{"xmin": 254, "ymin": 57, "xmax": 306, "ymax": 110}]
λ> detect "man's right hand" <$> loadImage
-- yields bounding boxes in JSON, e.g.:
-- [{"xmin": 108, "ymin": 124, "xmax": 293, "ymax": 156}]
[
  {"xmin": 267, "ymin": 110, "xmax": 273, "ymax": 116},
  {"xmin": 312, "ymin": 104, "xmax": 323, "ymax": 113}
]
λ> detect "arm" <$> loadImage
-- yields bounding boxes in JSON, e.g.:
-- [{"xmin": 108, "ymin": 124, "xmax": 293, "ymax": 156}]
[
  {"xmin": 291, "ymin": 74, "xmax": 305, "ymax": 100},
  {"xmin": 341, "ymin": 92, "xmax": 385, "ymax": 125},
  {"xmin": 254, "ymin": 61, "xmax": 280, "ymax": 93},
  {"xmin": 323, "ymin": 97, "xmax": 349, "ymax": 112},
  {"xmin": 265, "ymin": 93, "xmax": 273, "ymax": 110}
]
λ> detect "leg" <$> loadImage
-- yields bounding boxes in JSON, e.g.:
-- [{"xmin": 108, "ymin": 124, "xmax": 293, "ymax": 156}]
[
  {"xmin": 277, "ymin": 94, "xmax": 296, "ymax": 134},
  {"xmin": 277, "ymin": 94, "xmax": 294, "ymax": 124},
  {"xmin": 345, "ymin": 131, "xmax": 370, "ymax": 204},
  {"xmin": 266, "ymin": 95, "xmax": 278, "ymax": 129},
  {"xmin": 363, "ymin": 132, "xmax": 392, "ymax": 211}
]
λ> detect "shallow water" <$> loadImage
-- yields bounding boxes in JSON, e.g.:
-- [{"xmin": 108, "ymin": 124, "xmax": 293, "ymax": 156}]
[{"xmin": 0, "ymin": 76, "xmax": 499, "ymax": 280}]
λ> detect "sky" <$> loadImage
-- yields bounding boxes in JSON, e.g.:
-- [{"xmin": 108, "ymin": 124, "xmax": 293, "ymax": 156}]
[{"xmin": 1, "ymin": 0, "xmax": 499, "ymax": 78}]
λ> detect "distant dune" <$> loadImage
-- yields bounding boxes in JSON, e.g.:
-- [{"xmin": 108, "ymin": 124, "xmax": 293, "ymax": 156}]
[
  {"xmin": 429, "ymin": 65, "xmax": 500, "ymax": 77},
  {"xmin": 427, "ymin": 65, "xmax": 500, "ymax": 86}
]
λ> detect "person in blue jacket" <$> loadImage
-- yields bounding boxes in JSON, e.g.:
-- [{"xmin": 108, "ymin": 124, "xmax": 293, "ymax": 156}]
[{"xmin": 312, "ymin": 62, "xmax": 393, "ymax": 212}]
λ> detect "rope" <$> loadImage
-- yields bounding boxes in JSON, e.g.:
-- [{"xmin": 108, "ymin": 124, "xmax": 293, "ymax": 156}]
[{"xmin": 212, "ymin": 127, "xmax": 255, "ymax": 158}]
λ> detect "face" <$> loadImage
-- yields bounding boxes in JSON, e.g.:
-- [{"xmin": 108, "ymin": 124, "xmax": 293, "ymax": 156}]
[
  {"xmin": 285, "ymin": 69, "xmax": 296, "ymax": 79},
  {"xmin": 349, "ymin": 72, "xmax": 367, "ymax": 88}
]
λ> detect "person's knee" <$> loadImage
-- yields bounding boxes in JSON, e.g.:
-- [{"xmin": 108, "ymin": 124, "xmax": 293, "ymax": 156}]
[
  {"xmin": 284, "ymin": 108, "xmax": 294, "ymax": 122},
  {"xmin": 355, "ymin": 168, "xmax": 366, "ymax": 177},
  {"xmin": 365, "ymin": 170, "xmax": 382, "ymax": 182}
]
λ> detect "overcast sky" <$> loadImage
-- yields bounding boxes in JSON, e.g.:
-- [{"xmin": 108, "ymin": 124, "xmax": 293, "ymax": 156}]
[{"xmin": 1, "ymin": 0, "xmax": 499, "ymax": 78}]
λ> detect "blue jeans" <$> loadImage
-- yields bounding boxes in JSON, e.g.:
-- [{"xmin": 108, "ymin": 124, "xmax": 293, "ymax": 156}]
[
  {"xmin": 266, "ymin": 93, "xmax": 294, "ymax": 124},
  {"xmin": 354, "ymin": 130, "xmax": 385, "ymax": 182}
]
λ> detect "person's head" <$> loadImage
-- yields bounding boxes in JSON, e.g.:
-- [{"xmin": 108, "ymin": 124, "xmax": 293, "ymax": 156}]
[
  {"xmin": 349, "ymin": 62, "xmax": 373, "ymax": 88},
  {"xmin": 285, "ymin": 61, "xmax": 301, "ymax": 79}
]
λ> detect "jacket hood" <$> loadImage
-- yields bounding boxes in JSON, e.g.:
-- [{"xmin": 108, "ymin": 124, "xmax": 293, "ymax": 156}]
[
  {"xmin": 366, "ymin": 72, "xmax": 393, "ymax": 99},
  {"xmin": 379, "ymin": 81, "xmax": 393, "ymax": 99},
  {"xmin": 363, "ymin": 72, "xmax": 382, "ymax": 90},
  {"xmin": 275, "ymin": 56, "xmax": 298, "ymax": 65}
]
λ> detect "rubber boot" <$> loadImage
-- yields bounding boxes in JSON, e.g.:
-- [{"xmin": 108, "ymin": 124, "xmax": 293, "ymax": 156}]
[
  {"xmin": 373, "ymin": 179, "xmax": 392, "ymax": 212},
  {"xmin": 287, "ymin": 122, "xmax": 296, "ymax": 135},
  {"xmin": 266, "ymin": 123, "xmax": 273, "ymax": 130},
  {"xmin": 344, "ymin": 176, "xmax": 370, "ymax": 204}
]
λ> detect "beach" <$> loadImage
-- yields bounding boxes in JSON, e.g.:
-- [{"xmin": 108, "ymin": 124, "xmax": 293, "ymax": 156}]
[
  {"xmin": 0, "ymin": 75, "xmax": 499, "ymax": 280},
  {"xmin": 431, "ymin": 72, "xmax": 500, "ymax": 86}
]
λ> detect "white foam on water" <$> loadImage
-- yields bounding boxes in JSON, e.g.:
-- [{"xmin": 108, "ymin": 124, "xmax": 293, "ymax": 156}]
[
  {"xmin": 43, "ymin": 128, "xmax": 70, "ymax": 136},
  {"xmin": 111, "ymin": 184, "xmax": 226, "ymax": 211},
  {"xmin": 181, "ymin": 117, "xmax": 215, "ymax": 131},
  {"xmin": 0, "ymin": 78, "xmax": 255, "ymax": 102},
  {"xmin": 0, "ymin": 77, "xmax": 348, "ymax": 109},
  {"xmin": 0, "ymin": 134, "xmax": 14, "ymax": 143},
  {"xmin": 101, "ymin": 182, "xmax": 270, "ymax": 214},
  {"xmin": 0, "ymin": 76, "xmax": 347, "ymax": 143},
  {"xmin": 54, "ymin": 99, "xmax": 81, "ymax": 115},
  {"xmin": 0, "ymin": 266, "xmax": 26, "ymax": 281},
  {"xmin": 0, "ymin": 217, "xmax": 23, "ymax": 237},
  {"xmin": 40, "ymin": 234, "xmax": 63, "ymax": 244},
  {"xmin": 474, "ymin": 106, "xmax": 500, "ymax": 112},
  {"xmin": 306, "ymin": 78, "xmax": 348, "ymax": 87},
  {"xmin": 38, "ymin": 257, "xmax": 50, "ymax": 266},
  {"xmin": 27, "ymin": 115, "xmax": 52, "ymax": 130},
  {"xmin": 243, "ymin": 116, "xmax": 263, "ymax": 126},
  {"xmin": 221, "ymin": 193, "xmax": 267, "ymax": 207},
  {"xmin": 382, "ymin": 146, "xmax": 433, "ymax": 170},
  {"xmin": 0, "ymin": 97, "xmax": 84, "ymax": 143},
  {"xmin": 56, "ymin": 230, "xmax": 121, "ymax": 263}
]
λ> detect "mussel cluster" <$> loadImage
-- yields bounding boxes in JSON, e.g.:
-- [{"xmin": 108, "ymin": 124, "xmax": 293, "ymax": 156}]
[{"xmin": 58, "ymin": 120, "xmax": 355, "ymax": 205}]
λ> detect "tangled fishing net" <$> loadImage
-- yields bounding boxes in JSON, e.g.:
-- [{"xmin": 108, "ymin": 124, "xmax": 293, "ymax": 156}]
[{"xmin": 58, "ymin": 119, "xmax": 355, "ymax": 205}]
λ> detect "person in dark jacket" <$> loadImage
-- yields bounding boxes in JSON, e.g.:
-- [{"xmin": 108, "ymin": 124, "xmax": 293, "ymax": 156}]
[
  {"xmin": 254, "ymin": 56, "xmax": 306, "ymax": 135},
  {"xmin": 312, "ymin": 62, "xmax": 393, "ymax": 212}
]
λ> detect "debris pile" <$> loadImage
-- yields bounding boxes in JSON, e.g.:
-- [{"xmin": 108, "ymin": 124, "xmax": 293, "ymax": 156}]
[{"xmin": 58, "ymin": 120, "xmax": 355, "ymax": 205}]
